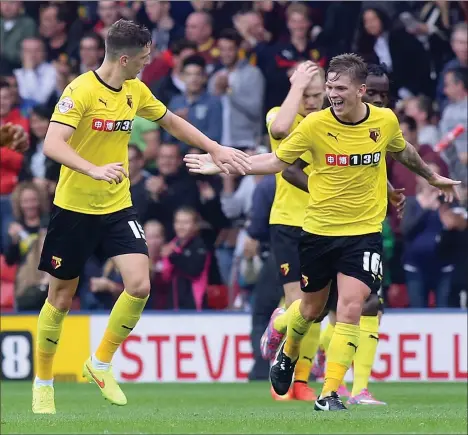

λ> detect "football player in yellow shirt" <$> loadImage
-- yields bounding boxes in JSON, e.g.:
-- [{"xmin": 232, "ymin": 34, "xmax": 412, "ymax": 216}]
[
  {"xmin": 184, "ymin": 53, "xmax": 459, "ymax": 411},
  {"xmin": 261, "ymin": 61, "xmax": 325, "ymax": 401},
  {"xmin": 32, "ymin": 19, "xmax": 250, "ymax": 415}
]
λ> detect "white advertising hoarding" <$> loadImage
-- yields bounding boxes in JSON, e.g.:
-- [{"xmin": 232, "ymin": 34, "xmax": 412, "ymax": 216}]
[{"xmin": 90, "ymin": 312, "xmax": 467, "ymax": 383}]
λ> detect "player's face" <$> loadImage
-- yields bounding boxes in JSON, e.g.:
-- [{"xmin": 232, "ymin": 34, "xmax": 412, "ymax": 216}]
[
  {"xmin": 299, "ymin": 77, "xmax": 325, "ymax": 116},
  {"xmin": 326, "ymin": 72, "xmax": 365, "ymax": 117},
  {"xmin": 174, "ymin": 211, "xmax": 197, "ymax": 240},
  {"xmin": 363, "ymin": 75, "xmax": 389, "ymax": 108},
  {"xmin": 123, "ymin": 45, "xmax": 151, "ymax": 80}
]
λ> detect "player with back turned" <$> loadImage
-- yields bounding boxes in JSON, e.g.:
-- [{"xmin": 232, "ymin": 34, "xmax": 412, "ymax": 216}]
[
  {"xmin": 31, "ymin": 19, "xmax": 250, "ymax": 415},
  {"xmin": 184, "ymin": 53, "xmax": 459, "ymax": 411}
]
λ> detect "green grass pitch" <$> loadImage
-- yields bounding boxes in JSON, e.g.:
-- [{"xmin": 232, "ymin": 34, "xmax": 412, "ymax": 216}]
[{"xmin": 1, "ymin": 381, "xmax": 466, "ymax": 434}]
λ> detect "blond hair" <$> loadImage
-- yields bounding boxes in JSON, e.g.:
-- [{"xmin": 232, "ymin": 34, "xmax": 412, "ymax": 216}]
[{"xmin": 10, "ymin": 181, "xmax": 49, "ymax": 221}]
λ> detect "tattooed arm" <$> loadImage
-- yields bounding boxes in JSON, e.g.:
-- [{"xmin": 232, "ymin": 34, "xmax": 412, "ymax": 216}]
[
  {"xmin": 389, "ymin": 141, "xmax": 435, "ymax": 179},
  {"xmin": 390, "ymin": 141, "xmax": 461, "ymax": 202}
]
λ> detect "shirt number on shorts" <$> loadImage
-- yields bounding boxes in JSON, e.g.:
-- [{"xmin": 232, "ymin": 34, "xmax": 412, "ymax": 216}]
[
  {"xmin": 128, "ymin": 220, "xmax": 146, "ymax": 239},
  {"xmin": 363, "ymin": 251, "xmax": 382, "ymax": 276}
]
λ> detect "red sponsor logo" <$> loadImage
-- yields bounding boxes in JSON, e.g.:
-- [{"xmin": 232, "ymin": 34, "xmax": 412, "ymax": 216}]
[
  {"xmin": 325, "ymin": 154, "xmax": 336, "ymax": 166},
  {"xmin": 337, "ymin": 155, "xmax": 349, "ymax": 166},
  {"xmin": 92, "ymin": 118, "xmax": 105, "ymax": 131}
]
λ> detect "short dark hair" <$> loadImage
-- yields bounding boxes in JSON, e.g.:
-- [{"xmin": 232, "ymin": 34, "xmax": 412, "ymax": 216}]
[
  {"xmin": 446, "ymin": 66, "xmax": 468, "ymax": 91},
  {"xmin": 0, "ymin": 78, "xmax": 9, "ymax": 89},
  {"xmin": 105, "ymin": 19, "xmax": 152, "ymax": 59},
  {"xmin": 367, "ymin": 63, "xmax": 389, "ymax": 77},
  {"xmin": 171, "ymin": 38, "xmax": 197, "ymax": 56},
  {"xmin": 81, "ymin": 32, "xmax": 105, "ymax": 50},
  {"xmin": 218, "ymin": 28, "xmax": 243, "ymax": 47},
  {"xmin": 182, "ymin": 54, "xmax": 206, "ymax": 71},
  {"xmin": 327, "ymin": 53, "xmax": 368, "ymax": 84},
  {"xmin": 399, "ymin": 115, "xmax": 417, "ymax": 132}
]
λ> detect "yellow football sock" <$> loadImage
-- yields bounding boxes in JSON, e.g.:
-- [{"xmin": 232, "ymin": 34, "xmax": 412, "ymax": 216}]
[
  {"xmin": 95, "ymin": 290, "xmax": 148, "ymax": 363},
  {"xmin": 284, "ymin": 300, "xmax": 311, "ymax": 360},
  {"xmin": 320, "ymin": 322, "xmax": 335, "ymax": 353},
  {"xmin": 321, "ymin": 322, "xmax": 359, "ymax": 398},
  {"xmin": 36, "ymin": 300, "xmax": 68, "ymax": 380},
  {"xmin": 294, "ymin": 322, "xmax": 321, "ymax": 383},
  {"xmin": 352, "ymin": 316, "xmax": 379, "ymax": 396},
  {"xmin": 273, "ymin": 310, "xmax": 289, "ymax": 334}
]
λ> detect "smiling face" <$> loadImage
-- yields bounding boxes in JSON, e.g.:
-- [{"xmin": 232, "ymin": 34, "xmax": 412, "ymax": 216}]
[{"xmin": 326, "ymin": 72, "xmax": 366, "ymax": 117}]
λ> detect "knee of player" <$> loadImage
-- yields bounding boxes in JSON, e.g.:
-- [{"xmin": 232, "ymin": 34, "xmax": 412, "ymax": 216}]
[
  {"xmin": 47, "ymin": 277, "xmax": 78, "ymax": 311},
  {"xmin": 361, "ymin": 294, "xmax": 379, "ymax": 316},
  {"xmin": 301, "ymin": 300, "xmax": 325, "ymax": 321},
  {"xmin": 125, "ymin": 278, "xmax": 151, "ymax": 299}
]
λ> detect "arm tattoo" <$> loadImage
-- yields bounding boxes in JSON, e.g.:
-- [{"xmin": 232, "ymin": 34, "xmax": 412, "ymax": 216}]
[{"xmin": 390, "ymin": 142, "xmax": 434, "ymax": 180}]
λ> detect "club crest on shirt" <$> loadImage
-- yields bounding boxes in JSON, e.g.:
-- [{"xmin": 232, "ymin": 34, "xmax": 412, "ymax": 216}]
[
  {"xmin": 126, "ymin": 94, "xmax": 133, "ymax": 109},
  {"xmin": 280, "ymin": 263, "xmax": 290, "ymax": 276},
  {"xmin": 369, "ymin": 127, "xmax": 381, "ymax": 142}
]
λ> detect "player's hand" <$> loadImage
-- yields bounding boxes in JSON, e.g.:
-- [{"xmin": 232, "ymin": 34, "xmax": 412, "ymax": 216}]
[
  {"xmin": 388, "ymin": 187, "xmax": 406, "ymax": 219},
  {"xmin": 290, "ymin": 61, "xmax": 318, "ymax": 90},
  {"xmin": 210, "ymin": 144, "xmax": 251, "ymax": 175},
  {"xmin": 88, "ymin": 163, "xmax": 128, "ymax": 184},
  {"xmin": 427, "ymin": 173, "xmax": 461, "ymax": 203},
  {"xmin": 184, "ymin": 153, "xmax": 221, "ymax": 175},
  {"xmin": 0, "ymin": 124, "xmax": 29, "ymax": 152}
]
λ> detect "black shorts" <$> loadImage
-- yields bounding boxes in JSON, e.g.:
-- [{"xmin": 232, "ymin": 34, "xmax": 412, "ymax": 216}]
[
  {"xmin": 270, "ymin": 224, "xmax": 302, "ymax": 286},
  {"xmin": 300, "ymin": 232, "xmax": 383, "ymax": 295},
  {"xmin": 39, "ymin": 206, "xmax": 148, "ymax": 280}
]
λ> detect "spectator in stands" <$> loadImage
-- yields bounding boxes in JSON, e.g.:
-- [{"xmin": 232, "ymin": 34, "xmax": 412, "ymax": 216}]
[
  {"xmin": 144, "ymin": 220, "xmax": 172, "ymax": 309},
  {"xmin": 262, "ymin": 3, "xmax": 326, "ymax": 111},
  {"xmin": 0, "ymin": 71, "xmax": 33, "ymax": 116},
  {"xmin": 79, "ymin": 257, "xmax": 123, "ymax": 310},
  {"xmin": 185, "ymin": 11, "xmax": 219, "ymax": 72},
  {"xmin": 14, "ymin": 37, "xmax": 57, "ymax": 106},
  {"xmin": 14, "ymin": 229, "xmax": 49, "ymax": 311},
  {"xmin": 439, "ymin": 66, "xmax": 468, "ymax": 185},
  {"xmin": 128, "ymin": 144, "xmax": 151, "ymax": 222},
  {"xmin": 354, "ymin": 7, "xmax": 433, "ymax": 98},
  {"xmin": 150, "ymin": 39, "xmax": 197, "ymax": 105},
  {"xmin": 209, "ymin": 29, "xmax": 265, "ymax": 148},
  {"xmin": 0, "ymin": 1, "xmax": 37, "ymax": 70},
  {"xmin": 78, "ymin": 32, "xmax": 104, "ymax": 74},
  {"xmin": 437, "ymin": 22, "xmax": 468, "ymax": 110},
  {"xmin": 4, "ymin": 182, "xmax": 48, "ymax": 268},
  {"xmin": 94, "ymin": 0, "xmax": 121, "ymax": 39},
  {"xmin": 165, "ymin": 55, "xmax": 222, "ymax": 148},
  {"xmin": 19, "ymin": 104, "xmax": 60, "ymax": 196},
  {"xmin": 129, "ymin": 116, "xmax": 161, "ymax": 166},
  {"xmin": 144, "ymin": 0, "xmax": 184, "ymax": 54},
  {"xmin": 144, "ymin": 143, "xmax": 200, "ymax": 240},
  {"xmin": 38, "ymin": 3, "xmax": 69, "ymax": 63},
  {"xmin": 161, "ymin": 207, "xmax": 211, "ymax": 310},
  {"xmin": 0, "ymin": 81, "xmax": 28, "ymax": 252},
  {"xmin": 0, "ymin": 79, "xmax": 29, "ymax": 135},
  {"xmin": 403, "ymin": 95, "xmax": 440, "ymax": 148},
  {"xmin": 402, "ymin": 164, "xmax": 467, "ymax": 307}
]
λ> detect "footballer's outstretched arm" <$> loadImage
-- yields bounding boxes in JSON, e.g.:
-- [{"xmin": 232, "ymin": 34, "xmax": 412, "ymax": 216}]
[
  {"xmin": 282, "ymin": 158, "xmax": 309, "ymax": 192},
  {"xmin": 158, "ymin": 110, "xmax": 251, "ymax": 175},
  {"xmin": 44, "ymin": 122, "xmax": 127, "ymax": 184},
  {"xmin": 184, "ymin": 152, "xmax": 288, "ymax": 176},
  {"xmin": 390, "ymin": 141, "xmax": 461, "ymax": 202},
  {"xmin": 389, "ymin": 141, "xmax": 435, "ymax": 180}
]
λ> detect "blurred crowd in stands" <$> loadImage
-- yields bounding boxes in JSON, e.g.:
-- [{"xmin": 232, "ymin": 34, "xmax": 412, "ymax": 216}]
[{"xmin": 1, "ymin": 1, "xmax": 467, "ymax": 313}]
